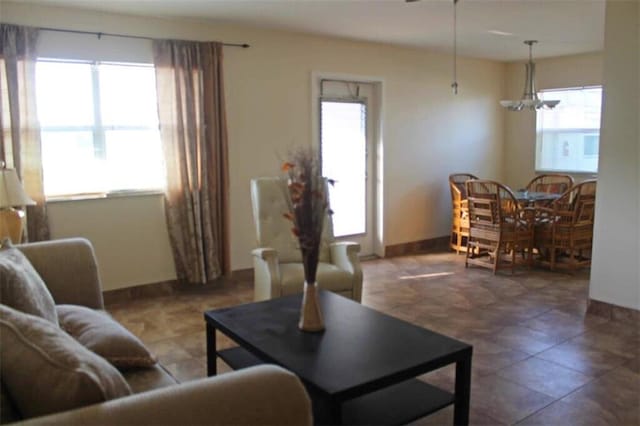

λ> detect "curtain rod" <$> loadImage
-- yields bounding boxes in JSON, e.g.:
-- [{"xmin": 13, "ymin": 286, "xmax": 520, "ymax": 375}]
[{"xmin": 38, "ymin": 26, "xmax": 250, "ymax": 48}]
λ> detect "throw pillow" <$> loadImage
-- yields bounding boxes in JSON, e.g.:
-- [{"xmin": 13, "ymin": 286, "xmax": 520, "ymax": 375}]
[
  {"xmin": 0, "ymin": 240, "xmax": 58, "ymax": 325},
  {"xmin": 57, "ymin": 304, "xmax": 157, "ymax": 368},
  {"xmin": 0, "ymin": 304, "xmax": 132, "ymax": 419}
]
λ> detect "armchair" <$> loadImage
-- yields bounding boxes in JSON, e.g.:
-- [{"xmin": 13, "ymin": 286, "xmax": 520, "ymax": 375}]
[
  {"xmin": 534, "ymin": 179, "xmax": 597, "ymax": 271},
  {"xmin": 250, "ymin": 177, "xmax": 363, "ymax": 302},
  {"xmin": 465, "ymin": 180, "xmax": 534, "ymax": 274}
]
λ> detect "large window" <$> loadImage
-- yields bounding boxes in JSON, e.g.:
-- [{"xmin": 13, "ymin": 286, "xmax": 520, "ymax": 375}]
[
  {"xmin": 535, "ymin": 86, "xmax": 602, "ymax": 174},
  {"xmin": 36, "ymin": 60, "xmax": 164, "ymax": 198}
]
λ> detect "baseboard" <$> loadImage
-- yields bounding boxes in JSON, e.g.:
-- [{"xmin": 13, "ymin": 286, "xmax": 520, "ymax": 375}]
[
  {"xmin": 384, "ymin": 236, "xmax": 450, "ymax": 258},
  {"xmin": 103, "ymin": 268, "xmax": 254, "ymax": 305},
  {"xmin": 587, "ymin": 299, "xmax": 640, "ymax": 324}
]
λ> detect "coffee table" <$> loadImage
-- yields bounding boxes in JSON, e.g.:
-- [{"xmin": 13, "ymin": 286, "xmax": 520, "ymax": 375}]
[{"xmin": 204, "ymin": 290, "xmax": 472, "ymax": 425}]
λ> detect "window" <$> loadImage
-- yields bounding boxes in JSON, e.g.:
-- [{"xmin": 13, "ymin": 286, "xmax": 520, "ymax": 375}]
[
  {"xmin": 36, "ymin": 60, "xmax": 164, "ymax": 198},
  {"xmin": 535, "ymin": 86, "xmax": 602, "ymax": 174}
]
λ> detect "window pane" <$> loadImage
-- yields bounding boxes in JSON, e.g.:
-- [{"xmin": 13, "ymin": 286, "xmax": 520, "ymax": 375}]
[
  {"xmin": 105, "ymin": 130, "xmax": 165, "ymax": 191},
  {"xmin": 41, "ymin": 131, "xmax": 108, "ymax": 196},
  {"xmin": 36, "ymin": 61, "xmax": 94, "ymax": 126},
  {"xmin": 99, "ymin": 64, "xmax": 159, "ymax": 127},
  {"xmin": 536, "ymin": 87, "xmax": 602, "ymax": 173},
  {"xmin": 321, "ymin": 101, "xmax": 366, "ymax": 237}
]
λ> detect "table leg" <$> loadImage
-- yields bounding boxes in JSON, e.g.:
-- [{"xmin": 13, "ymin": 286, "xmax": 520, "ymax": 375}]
[
  {"xmin": 206, "ymin": 322, "xmax": 217, "ymax": 376},
  {"xmin": 454, "ymin": 355, "xmax": 472, "ymax": 426}
]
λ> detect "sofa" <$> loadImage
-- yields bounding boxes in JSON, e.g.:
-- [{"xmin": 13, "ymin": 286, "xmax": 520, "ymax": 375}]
[{"xmin": 0, "ymin": 238, "xmax": 312, "ymax": 425}]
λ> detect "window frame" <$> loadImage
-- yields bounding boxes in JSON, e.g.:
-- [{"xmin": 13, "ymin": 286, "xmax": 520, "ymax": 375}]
[
  {"xmin": 36, "ymin": 58, "xmax": 164, "ymax": 201},
  {"xmin": 534, "ymin": 85, "xmax": 603, "ymax": 175}
]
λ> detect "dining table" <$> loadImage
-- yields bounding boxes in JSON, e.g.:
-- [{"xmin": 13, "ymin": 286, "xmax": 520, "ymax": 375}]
[{"xmin": 514, "ymin": 190, "xmax": 561, "ymax": 205}]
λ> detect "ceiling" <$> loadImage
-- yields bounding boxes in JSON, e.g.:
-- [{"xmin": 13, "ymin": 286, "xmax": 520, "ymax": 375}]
[{"xmin": 21, "ymin": 0, "xmax": 606, "ymax": 61}]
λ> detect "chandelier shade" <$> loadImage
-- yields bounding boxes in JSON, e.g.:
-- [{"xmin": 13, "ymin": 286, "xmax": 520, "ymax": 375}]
[{"xmin": 500, "ymin": 40, "xmax": 560, "ymax": 111}]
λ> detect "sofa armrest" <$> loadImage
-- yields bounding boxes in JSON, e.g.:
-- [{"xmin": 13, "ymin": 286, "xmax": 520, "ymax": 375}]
[
  {"xmin": 17, "ymin": 238, "xmax": 104, "ymax": 309},
  {"xmin": 17, "ymin": 365, "xmax": 312, "ymax": 426},
  {"xmin": 252, "ymin": 248, "xmax": 281, "ymax": 301},
  {"xmin": 330, "ymin": 242, "xmax": 363, "ymax": 302}
]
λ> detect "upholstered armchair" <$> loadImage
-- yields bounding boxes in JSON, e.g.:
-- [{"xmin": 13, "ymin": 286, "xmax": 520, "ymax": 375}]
[{"xmin": 250, "ymin": 177, "xmax": 363, "ymax": 302}]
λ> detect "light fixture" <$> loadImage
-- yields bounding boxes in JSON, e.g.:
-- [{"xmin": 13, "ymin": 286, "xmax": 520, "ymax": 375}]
[
  {"xmin": 500, "ymin": 40, "xmax": 560, "ymax": 111},
  {"xmin": 0, "ymin": 163, "xmax": 35, "ymax": 244},
  {"xmin": 406, "ymin": 0, "xmax": 460, "ymax": 94},
  {"xmin": 451, "ymin": 0, "xmax": 459, "ymax": 94}
]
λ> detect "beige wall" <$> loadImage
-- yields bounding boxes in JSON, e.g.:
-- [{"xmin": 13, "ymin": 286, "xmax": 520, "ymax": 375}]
[
  {"xmin": 503, "ymin": 52, "xmax": 603, "ymax": 189},
  {"xmin": 589, "ymin": 0, "xmax": 639, "ymax": 310},
  {"xmin": 2, "ymin": 2, "xmax": 505, "ymax": 290}
]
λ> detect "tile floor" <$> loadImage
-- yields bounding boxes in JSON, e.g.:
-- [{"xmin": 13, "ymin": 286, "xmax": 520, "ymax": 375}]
[{"xmin": 108, "ymin": 252, "xmax": 639, "ymax": 425}]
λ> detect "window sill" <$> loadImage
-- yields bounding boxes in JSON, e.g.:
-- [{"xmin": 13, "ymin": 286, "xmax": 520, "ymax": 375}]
[
  {"xmin": 535, "ymin": 170, "xmax": 598, "ymax": 177},
  {"xmin": 46, "ymin": 190, "xmax": 164, "ymax": 203}
]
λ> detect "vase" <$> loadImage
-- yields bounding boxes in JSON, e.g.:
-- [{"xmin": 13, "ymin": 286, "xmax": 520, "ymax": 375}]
[{"xmin": 298, "ymin": 282, "xmax": 325, "ymax": 332}]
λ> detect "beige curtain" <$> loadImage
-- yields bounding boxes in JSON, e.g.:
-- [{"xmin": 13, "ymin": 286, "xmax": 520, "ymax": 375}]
[
  {"xmin": 153, "ymin": 40, "xmax": 230, "ymax": 284},
  {"xmin": 0, "ymin": 24, "xmax": 50, "ymax": 242}
]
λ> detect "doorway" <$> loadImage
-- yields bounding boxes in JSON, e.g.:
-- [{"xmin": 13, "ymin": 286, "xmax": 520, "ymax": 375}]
[{"xmin": 317, "ymin": 79, "xmax": 380, "ymax": 257}]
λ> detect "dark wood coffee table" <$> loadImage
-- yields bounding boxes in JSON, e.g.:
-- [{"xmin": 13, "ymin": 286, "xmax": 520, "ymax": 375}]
[{"xmin": 204, "ymin": 290, "xmax": 472, "ymax": 425}]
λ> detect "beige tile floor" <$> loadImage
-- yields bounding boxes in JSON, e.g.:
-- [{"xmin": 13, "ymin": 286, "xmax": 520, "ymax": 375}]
[{"xmin": 108, "ymin": 252, "xmax": 640, "ymax": 425}]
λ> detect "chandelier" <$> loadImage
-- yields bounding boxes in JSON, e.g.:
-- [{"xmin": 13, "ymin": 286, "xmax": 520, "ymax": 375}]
[{"xmin": 500, "ymin": 40, "xmax": 560, "ymax": 111}]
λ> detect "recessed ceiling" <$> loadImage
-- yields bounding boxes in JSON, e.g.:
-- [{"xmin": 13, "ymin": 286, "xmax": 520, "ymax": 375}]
[{"xmin": 19, "ymin": 0, "xmax": 606, "ymax": 61}]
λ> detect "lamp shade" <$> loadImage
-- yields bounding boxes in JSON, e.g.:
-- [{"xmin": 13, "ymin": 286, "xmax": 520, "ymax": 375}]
[{"xmin": 0, "ymin": 168, "xmax": 36, "ymax": 208}]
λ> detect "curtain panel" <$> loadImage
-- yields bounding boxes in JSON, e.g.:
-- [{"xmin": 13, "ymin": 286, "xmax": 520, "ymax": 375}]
[
  {"xmin": 153, "ymin": 40, "xmax": 230, "ymax": 284},
  {"xmin": 0, "ymin": 23, "xmax": 50, "ymax": 242}
]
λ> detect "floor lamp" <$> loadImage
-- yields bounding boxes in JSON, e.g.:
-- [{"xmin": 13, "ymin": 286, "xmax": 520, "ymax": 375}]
[{"xmin": 0, "ymin": 166, "xmax": 36, "ymax": 244}]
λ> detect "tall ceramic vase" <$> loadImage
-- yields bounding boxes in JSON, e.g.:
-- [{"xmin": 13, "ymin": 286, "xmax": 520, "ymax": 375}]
[{"xmin": 298, "ymin": 282, "xmax": 324, "ymax": 332}]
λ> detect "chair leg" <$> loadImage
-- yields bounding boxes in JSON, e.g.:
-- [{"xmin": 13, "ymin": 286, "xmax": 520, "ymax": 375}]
[
  {"xmin": 465, "ymin": 241, "xmax": 471, "ymax": 268},
  {"xmin": 511, "ymin": 246, "xmax": 516, "ymax": 275}
]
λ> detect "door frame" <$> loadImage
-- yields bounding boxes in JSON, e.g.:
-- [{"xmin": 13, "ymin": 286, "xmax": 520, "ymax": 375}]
[{"xmin": 311, "ymin": 71, "xmax": 385, "ymax": 258}]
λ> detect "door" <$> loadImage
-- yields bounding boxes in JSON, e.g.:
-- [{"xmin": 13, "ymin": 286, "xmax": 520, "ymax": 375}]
[{"xmin": 319, "ymin": 80, "xmax": 376, "ymax": 256}]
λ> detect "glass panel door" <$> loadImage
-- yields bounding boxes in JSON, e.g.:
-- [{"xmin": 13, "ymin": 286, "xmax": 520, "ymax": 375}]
[
  {"xmin": 321, "ymin": 100, "xmax": 367, "ymax": 237},
  {"xmin": 319, "ymin": 81, "xmax": 375, "ymax": 256}
]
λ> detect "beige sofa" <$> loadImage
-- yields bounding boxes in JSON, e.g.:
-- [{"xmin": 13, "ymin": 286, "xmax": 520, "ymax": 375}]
[{"xmin": 2, "ymin": 238, "xmax": 311, "ymax": 425}]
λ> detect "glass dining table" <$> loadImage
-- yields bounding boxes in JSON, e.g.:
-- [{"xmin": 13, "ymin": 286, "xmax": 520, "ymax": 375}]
[{"xmin": 514, "ymin": 190, "xmax": 561, "ymax": 205}]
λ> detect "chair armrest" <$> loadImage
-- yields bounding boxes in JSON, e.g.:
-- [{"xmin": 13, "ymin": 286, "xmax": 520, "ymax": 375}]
[
  {"xmin": 252, "ymin": 248, "xmax": 282, "ymax": 301},
  {"xmin": 18, "ymin": 365, "xmax": 312, "ymax": 426},
  {"xmin": 17, "ymin": 238, "xmax": 104, "ymax": 309},
  {"xmin": 330, "ymin": 242, "xmax": 363, "ymax": 302}
]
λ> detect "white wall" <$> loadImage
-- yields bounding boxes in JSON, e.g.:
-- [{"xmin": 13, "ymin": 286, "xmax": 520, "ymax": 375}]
[
  {"xmin": 589, "ymin": 0, "xmax": 639, "ymax": 310},
  {"xmin": 503, "ymin": 52, "xmax": 603, "ymax": 189},
  {"xmin": 1, "ymin": 2, "xmax": 505, "ymax": 290}
]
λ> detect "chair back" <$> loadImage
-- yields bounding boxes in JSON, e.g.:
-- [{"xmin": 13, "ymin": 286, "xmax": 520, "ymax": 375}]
[
  {"xmin": 526, "ymin": 174, "xmax": 574, "ymax": 194},
  {"xmin": 250, "ymin": 177, "xmax": 333, "ymax": 263},
  {"xmin": 550, "ymin": 179, "xmax": 597, "ymax": 225},
  {"xmin": 466, "ymin": 180, "xmax": 520, "ymax": 227},
  {"xmin": 449, "ymin": 173, "xmax": 478, "ymax": 201}
]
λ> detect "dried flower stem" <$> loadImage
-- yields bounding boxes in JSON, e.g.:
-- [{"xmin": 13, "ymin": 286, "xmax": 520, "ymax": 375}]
[{"xmin": 282, "ymin": 147, "xmax": 331, "ymax": 284}]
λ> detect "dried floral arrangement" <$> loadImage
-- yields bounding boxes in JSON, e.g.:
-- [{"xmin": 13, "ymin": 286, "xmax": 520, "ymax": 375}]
[{"xmin": 282, "ymin": 148, "xmax": 333, "ymax": 284}]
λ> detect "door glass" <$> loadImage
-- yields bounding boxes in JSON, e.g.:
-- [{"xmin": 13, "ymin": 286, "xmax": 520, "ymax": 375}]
[{"xmin": 321, "ymin": 100, "xmax": 367, "ymax": 237}]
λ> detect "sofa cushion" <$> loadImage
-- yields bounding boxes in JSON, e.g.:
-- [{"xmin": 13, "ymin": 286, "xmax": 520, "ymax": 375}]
[
  {"xmin": 0, "ymin": 304, "xmax": 132, "ymax": 419},
  {"xmin": 280, "ymin": 262, "xmax": 353, "ymax": 295},
  {"xmin": 57, "ymin": 304, "xmax": 157, "ymax": 369},
  {"xmin": 0, "ymin": 241, "xmax": 58, "ymax": 325}
]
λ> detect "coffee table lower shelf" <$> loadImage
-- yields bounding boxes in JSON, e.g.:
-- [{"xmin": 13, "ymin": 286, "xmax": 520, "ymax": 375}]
[{"xmin": 218, "ymin": 347, "xmax": 455, "ymax": 425}]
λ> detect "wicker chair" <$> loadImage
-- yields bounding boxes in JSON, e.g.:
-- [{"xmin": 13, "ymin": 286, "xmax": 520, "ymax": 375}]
[
  {"xmin": 534, "ymin": 180, "xmax": 597, "ymax": 271},
  {"xmin": 465, "ymin": 180, "xmax": 534, "ymax": 274},
  {"xmin": 448, "ymin": 173, "xmax": 478, "ymax": 254},
  {"xmin": 525, "ymin": 174, "xmax": 574, "ymax": 205}
]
